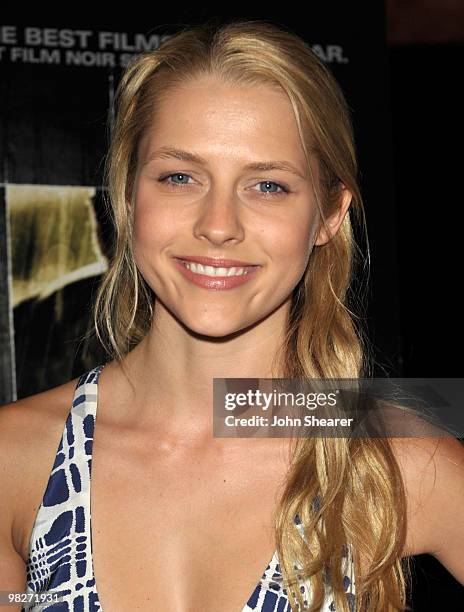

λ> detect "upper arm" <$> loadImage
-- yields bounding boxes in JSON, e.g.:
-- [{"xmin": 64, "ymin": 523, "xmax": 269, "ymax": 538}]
[
  {"xmin": 391, "ymin": 435, "xmax": 464, "ymax": 585},
  {"xmin": 0, "ymin": 380, "xmax": 77, "ymax": 606},
  {"xmin": 0, "ymin": 533, "xmax": 26, "ymax": 610},
  {"xmin": 0, "ymin": 402, "xmax": 28, "ymax": 609}
]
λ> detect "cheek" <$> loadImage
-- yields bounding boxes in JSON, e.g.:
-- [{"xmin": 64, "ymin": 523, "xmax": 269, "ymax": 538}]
[
  {"xmin": 267, "ymin": 213, "xmax": 316, "ymax": 274},
  {"xmin": 131, "ymin": 194, "xmax": 172, "ymax": 272},
  {"xmin": 132, "ymin": 187, "xmax": 174, "ymax": 252}
]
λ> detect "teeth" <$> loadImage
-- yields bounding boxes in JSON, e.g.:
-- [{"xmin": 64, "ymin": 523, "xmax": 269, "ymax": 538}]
[{"xmin": 182, "ymin": 261, "xmax": 251, "ymax": 277}]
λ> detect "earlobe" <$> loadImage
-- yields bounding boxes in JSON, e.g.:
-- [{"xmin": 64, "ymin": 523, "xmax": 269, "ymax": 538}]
[
  {"xmin": 314, "ymin": 225, "xmax": 332, "ymax": 247},
  {"xmin": 314, "ymin": 220, "xmax": 339, "ymax": 246},
  {"xmin": 314, "ymin": 188, "xmax": 353, "ymax": 246}
]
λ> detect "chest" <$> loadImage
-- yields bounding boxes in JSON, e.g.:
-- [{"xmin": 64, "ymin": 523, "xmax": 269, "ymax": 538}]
[{"xmin": 90, "ymin": 432, "xmax": 291, "ymax": 612}]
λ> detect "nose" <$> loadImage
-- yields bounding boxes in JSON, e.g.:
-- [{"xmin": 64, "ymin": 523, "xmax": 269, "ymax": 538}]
[{"xmin": 193, "ymin": 188, "xmax": 245, "ymax": 246}]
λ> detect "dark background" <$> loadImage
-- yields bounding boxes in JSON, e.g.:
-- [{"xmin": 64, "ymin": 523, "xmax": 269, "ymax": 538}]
[{"xmin": 387, "ymin": 1, "xmax": 464, "ymax": 606}]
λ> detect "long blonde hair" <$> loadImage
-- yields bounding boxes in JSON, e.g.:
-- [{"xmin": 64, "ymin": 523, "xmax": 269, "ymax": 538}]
[{"xmin": 92, "ymin": 19, "xmax": 411, "ymax": 611}]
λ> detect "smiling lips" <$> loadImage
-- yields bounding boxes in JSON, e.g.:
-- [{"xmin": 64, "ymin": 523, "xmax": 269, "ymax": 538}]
[
  {"xmin": 172, "ymin": 256, "xmax": 261, "ymax": 290},
  {"xmin": 174, "ymin": 255, "xmax": 259, "ymax": 268}
]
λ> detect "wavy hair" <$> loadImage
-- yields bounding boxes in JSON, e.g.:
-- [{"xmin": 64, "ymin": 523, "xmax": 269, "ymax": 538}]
[{"xmin": 92, "ymin": 19, "xmax": 412, "ymax": 611}]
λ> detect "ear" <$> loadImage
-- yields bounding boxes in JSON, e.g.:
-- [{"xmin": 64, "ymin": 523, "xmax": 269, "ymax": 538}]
[{"xmin": 314, "ymin": 185, "xmax": 353, "ymax": 246}]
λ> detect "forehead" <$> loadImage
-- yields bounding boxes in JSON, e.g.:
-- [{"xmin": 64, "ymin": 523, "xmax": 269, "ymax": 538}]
[{"xmin": 139, "ymin": 76, "xmax": 310, "ymax": 168}]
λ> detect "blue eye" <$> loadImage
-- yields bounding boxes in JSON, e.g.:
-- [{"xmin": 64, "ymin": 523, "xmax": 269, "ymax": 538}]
[
  {"xmin": 157, "ymin": 173, "xmax": 289, "ymax": 198},
  {"xmin": 255, "ymin": 181, "xmax": 287, "ymax": 197},
  {"xmin": 158, "ymin": 173, "xmax": 192, "ymax": 186}
]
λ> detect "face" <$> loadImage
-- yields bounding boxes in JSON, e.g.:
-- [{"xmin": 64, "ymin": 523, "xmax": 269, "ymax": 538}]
[{"xmin": 131, "ymin": 75, "xmax": 347, "ymax": 338}]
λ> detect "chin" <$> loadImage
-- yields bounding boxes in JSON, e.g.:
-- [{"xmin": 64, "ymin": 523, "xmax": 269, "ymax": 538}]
[{"xmin": 181, "ymin": 310, "xmax": 257, "ymax": 340}]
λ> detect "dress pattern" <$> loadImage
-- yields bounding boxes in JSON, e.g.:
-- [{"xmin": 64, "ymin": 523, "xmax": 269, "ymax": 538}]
[{"xmin": 23, "ymin": 364, "xmax": 356, "ymax": 611}]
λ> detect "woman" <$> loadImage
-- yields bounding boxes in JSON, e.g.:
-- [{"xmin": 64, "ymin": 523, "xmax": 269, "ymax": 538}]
[{"xmin": 1, "ymin": 19, "xmax": 463, "ymax": 612}]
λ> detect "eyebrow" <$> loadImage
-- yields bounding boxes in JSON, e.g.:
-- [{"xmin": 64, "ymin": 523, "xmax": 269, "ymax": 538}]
[{"xmin": 143, "ymin": 146, "xmax": 308, "ymax": 180}]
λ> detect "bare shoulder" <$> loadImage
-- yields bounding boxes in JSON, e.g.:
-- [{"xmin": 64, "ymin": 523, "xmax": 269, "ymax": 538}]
[
  {"xmin": 0, "ymin": 376, "xmax": 80, "ymax": 562},
  {"xmin": 389, "ymin": 435, "xmax": 464, "ymax": 584}
]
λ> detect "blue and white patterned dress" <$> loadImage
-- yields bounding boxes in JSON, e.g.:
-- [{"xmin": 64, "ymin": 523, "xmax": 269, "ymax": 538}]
[{"xmin": 23, "ymin": 364, "xmax": 356, "ymax": 611}]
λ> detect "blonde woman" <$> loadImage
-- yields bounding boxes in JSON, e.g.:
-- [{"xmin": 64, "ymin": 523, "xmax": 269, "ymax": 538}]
[{"xmin": 1, "ymin": 19, "xmax": 463, "ymax": 612}]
